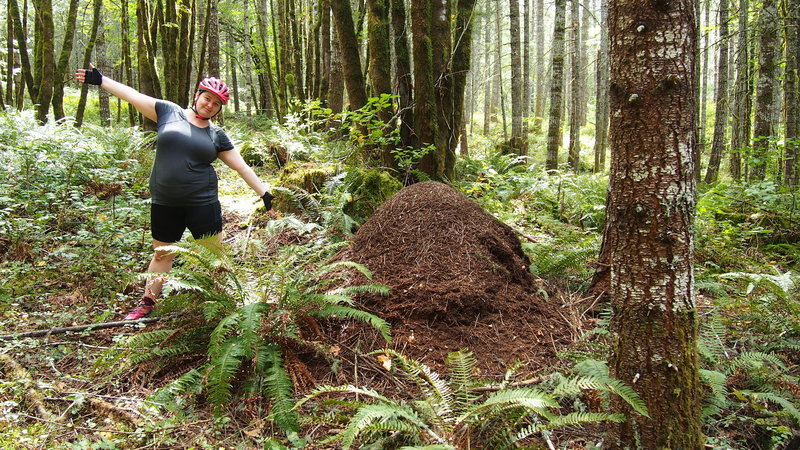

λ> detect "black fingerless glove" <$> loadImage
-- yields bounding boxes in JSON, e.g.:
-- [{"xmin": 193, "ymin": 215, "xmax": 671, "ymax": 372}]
[
  {"xmin": 84, "ymin": 67, "xmax": 103, "ymax": 85},
  {"xmin": 261, "ymin": 191, "xmax": 274, "ymax": 210}
]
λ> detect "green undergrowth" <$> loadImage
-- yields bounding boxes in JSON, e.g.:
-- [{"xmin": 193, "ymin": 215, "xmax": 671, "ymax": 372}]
[{"xmin": 0, "ymin": 107, "xmax": 798, "ymax": 447}]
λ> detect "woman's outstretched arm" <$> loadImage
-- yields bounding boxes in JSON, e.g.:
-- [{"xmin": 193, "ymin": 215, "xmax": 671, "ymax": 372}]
[{"xmin": 75, "ymin": 64, "xmax": 158, "ymax": 122}]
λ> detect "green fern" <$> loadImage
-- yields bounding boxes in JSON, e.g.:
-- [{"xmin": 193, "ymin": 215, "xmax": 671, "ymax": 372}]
[{"xmin": 301, "ymin": 350, "xmax": 636, "ymax": 449}]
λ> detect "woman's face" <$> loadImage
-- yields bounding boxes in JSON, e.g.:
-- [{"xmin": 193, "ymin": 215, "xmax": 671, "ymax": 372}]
[{"xmin": 195, "ymin": 91, "xmax": 223, "ymax": 117}]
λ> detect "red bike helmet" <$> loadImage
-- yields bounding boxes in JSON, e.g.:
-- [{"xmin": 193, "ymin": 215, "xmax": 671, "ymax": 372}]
[{"xmin": 198, "ymin": 77, "xmax": 230, "ymax": 105}]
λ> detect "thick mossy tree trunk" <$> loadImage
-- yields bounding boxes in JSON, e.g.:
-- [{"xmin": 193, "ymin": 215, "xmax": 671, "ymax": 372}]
[
  {"xmin": 120, "ymin": 0, "xmax": 136, "ymax": 125},
  {"xmin": 33, "ymin": 0, "xmax": 55, "ymax": 124},
  {"xmin": 206, "ymin": 0, "xmax": 220, "ymax": 77},
  {"xmin": 751, "ymin": 0, "xmax": 779, "ymax": 181},
  {"xmin": 136, "ymin": 0, "xmax": 161, "ymax": 130},
  {"xmin": 366, "ymin": 0, "xmax": 395, "ymax": 168},
  {"xmin": 330, "ymin": 0, "xmax": 368, "ymax": 109},
  {"xmin": 391, "ymin": 0, "xmax": 414, "ymax": 149},
  {"xmin": 412, "ymin": 0, "xmax": 440, "ymax": 178},
  {"xmin": 604, "ymin": 0, "xmax": 702, "ymax": 447},
  {"xmin": 161, "ymin": 0, "xmax": 193, "ymax": 106},
  {"xmin": 9, "ymin": 0, "xmax": 36, "ymax": 105},
  {"xmin": 545, "ymin": 0, "xmax": 566, "ymax": 170},
  {"xmin": 446, "ymin": 0, "xmax": 478, "ymax": 172},
  {"xmin": 704, "ymin": 0, "xmax": 729, "ymax": 183},
  {"xmin": 51, "ymin": 0, "xmax": 79, "ymax": 121}
]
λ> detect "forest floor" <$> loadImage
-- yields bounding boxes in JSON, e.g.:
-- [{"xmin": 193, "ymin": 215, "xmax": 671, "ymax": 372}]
[{"xmin": 0, "ymin": 175, "xmax": 596, "ymax": 448}]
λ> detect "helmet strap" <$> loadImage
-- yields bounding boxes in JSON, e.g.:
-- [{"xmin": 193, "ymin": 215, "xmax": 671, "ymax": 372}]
[{"xmin": 191, "ymin": 100, "xmax": 213, "ymax": 121}]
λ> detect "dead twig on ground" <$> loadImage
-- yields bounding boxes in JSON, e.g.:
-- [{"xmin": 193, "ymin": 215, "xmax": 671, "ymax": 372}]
[{"xmin": 0, "ymin": 316, "xmax": 165, "ymax": 341}]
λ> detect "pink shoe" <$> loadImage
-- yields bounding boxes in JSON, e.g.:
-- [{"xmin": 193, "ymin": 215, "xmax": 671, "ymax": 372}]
[{"xmin": 124, "ymin": 299, "xmax": 155, "ymax": 320}]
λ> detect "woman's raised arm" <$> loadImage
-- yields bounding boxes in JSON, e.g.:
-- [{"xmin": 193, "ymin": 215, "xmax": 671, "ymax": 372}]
[{"xmin": 75, "ymin": 64, "xmax": 158, "ymax": 122}]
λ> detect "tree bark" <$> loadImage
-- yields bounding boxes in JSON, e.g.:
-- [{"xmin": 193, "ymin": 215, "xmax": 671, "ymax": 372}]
[
  {"xmin": 448, "ymin": 0, "xmax": 478, "ymax": 169},
  {"xmin": 75, "ymin": 0, "xmax": 103, "ymax": 128},
  {"xmin": 752, "ymin": 0, "xmax": 779, "ymax": 181},
  {"xmin": 533, "ymin": 0, "xmax": 546, "ymax": 133},
  {"xmin": 696, "ymin": 1, "xmax": 710, "ymax": 180},
  {"xmin": 784, "ymin": 0, "xmax": 799, "ymax": 186},
  {"xmin": 391, "ymin": 0, "xmax": 414, "ymax": 148},
  {"xmin": 509, "ymin": 0, "xmax": 524, "ymax": 154},
  {"xmin": 594, "ymin": 0, "xmax": 610, "ymax": 172},
  {"xmin": 331, "ymin": 0, "xmax": 368, "ymax": 109},
  {"xmin": 704, "ymin": 0, "xmax": 730, "ymax": 183},
  {"xmin": 366, "ymin": 0, "xmax": 394, "ymax": 167},
  {"xmin": 328, "ymin": 13, "xmax": 345, "ymax": 113},
  {"xmin": 207, "ymin": 0, "xmax": 220, "ymax": 76},
  {"xmin": 121, "ymin": 0, "xmax": 136, "ymax": 125},
  {"xmin": 33, "ymin": 0, "xmax": 55, "ymax": 123},
  {"xmin": 567, "ymin": 0, "xmax": 581, "ymax": 170},
  {"xmin": 730, "ymin": 0, "xmax": 751, "ymax": 181},
  {"xmin": 9, "ymin": 0, "xmax": 37, "ymax": 104},
  {"xmin": 50, "ymin": 0, "xmax": 79, "ymax": 121},
  {"xmin": 96, "ymin": 17, "xmax": 111, "ymax": 126},
  {"xmin": 411, "ymin": 0, "xmax": 440, "ymax": 177},
  {"xmin": 546, "ymin": 0, "xmax": 567, "ymax": 170},
  {"xmin": 605, "ymin": 0, "xmax": 702, "ymax": 447}
]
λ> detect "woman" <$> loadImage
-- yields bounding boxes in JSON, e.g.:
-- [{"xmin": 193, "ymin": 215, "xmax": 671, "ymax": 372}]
[{"xmin": 75, "ymin": 65, "xmax": 274, "ymax": 320}]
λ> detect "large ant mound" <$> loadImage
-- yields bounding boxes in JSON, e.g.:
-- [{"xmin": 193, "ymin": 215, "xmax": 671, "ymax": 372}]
[{"xmin": 336, "ymin": 181, "xmax": 567, "ymax": 375}]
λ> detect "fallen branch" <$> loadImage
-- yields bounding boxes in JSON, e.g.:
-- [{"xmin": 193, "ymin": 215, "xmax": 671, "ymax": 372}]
[{"xmin": 0, "ymin": 317, "xmax": 162, "ymax": 341}]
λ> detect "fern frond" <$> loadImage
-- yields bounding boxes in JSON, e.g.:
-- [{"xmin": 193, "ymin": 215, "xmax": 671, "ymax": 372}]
[
  {"xmin": 206, "ymin": 338, "xmax": 247, "ymax": 405},
  {"xmin": 340, "ymin": 403, "xmax": 436, "ymax": 450},
  {"xmin": 314, "ymin": 304, "xmax": 391, "ymax": 343},
  {"xmin": 151, "ymin": 365, "xmax": 208, "ymax": 404},
  {"xmin": 738, "ymin": 390, "xmax": 800, "ymax": 426},
  {"xmin": 328, "ymin": 283, "xmax": 391, "ymax": 297},
  {"xmin": 297, "ymin": 384, "xmax": 394, "ymax": 409},
  {"xmin": 727, "ymin": 351, "xmax": 788, "ymax": 374},
  {"xmin": 262, "ymin": 343, "xmax": 299, "ymax": 433},
  {"xmin": 313, "ymin": 260, "xmax": 374, "ymax": 280},
  {"xmin": 461, "ymin": 388, "xmax": 557, "ymax": 424},
  {"xmin": 699, "ymin": 369, "xmax": 730, "ymax": 418},
  {"xmin": 209, "ymin": 311, "xmax": 241, "ymax": 352},
  {"xmin": 512, "ymin": 412, "xmax": 624, "ymax": 445},
  {"xmin": 699, "ymin": 312, "xmax": 729, "ymax": 365},
  {"xmin": 445, "ymin": 350, "xmax": 479, "ymax": 412}
]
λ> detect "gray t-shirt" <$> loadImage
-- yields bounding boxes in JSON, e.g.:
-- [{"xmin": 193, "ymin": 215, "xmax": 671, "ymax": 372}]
[{"xmin": 149, "ymin": 101, "xmax": 233, "ymax": 206}]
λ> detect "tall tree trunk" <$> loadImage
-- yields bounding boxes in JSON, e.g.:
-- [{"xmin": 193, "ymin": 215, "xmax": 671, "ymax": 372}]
[
  {"xmin": 391, "ymin": 0, "xmax": 414, "ymax": 149},
  {"xmin": 546, "ymin": 0, "xmax": 567, "ymax": 170},
  {"xmin": 9, "ymin": 0, "xmax": 36, "ymax": 104},
  {"xmin": 328, "ymin": 13, "xmax": 345, "ymax": 113},
  {"xmin": 319, "ymin": 0, "xmax": 331, "ymax": 103},
  {"xmin": 705, "ymin": 0, "xmax": 730, "ymax": 183},
  {"xmin": 580, "ymin": 0, "xmax": 590, "ymax": 125},
  {"xmin": 366, "ymin": 0, "xmax": 394, "ymax": 167},
  {"xmin": 289, "ymin": 0, "xmax": 305, "ymax": 99},
  {"xmin": 75, "ymin": 0, "xmax": 103, "ymax": 127},
  {"xmin": 605, "ymin": 0, "xmax": 701, "ymax": 446},
  {"xmin": 411, "ymin": 0, "xmax": 440, "ymax": 177},
  {"xmin": 696, "ymin": 1, "xmax": 710, "ymax": 180},
  {"xmin": 533, "ymin": 0, "xmax": 546, "ymax": 132},
  {"xmin": 594, "ymin": 0, "xmax": 610, "ymax": 172},
  {"xmin": 96, "ymin": 17, "xmax": 111, "ymax": 126},
  {"xmin": 730, "ymin": 0, "xmax": 750, "ymax": 180},
  {"xmin": 136, "ymin": 0, "xmax": 161, "ymax": 129},
  {"xmin": 784, "ymin": 0, "xmax": 799, "ymax": 186},
  {"xmin": 331, "ymin": 0, "xmax": 368, "ymax": 109},
  {"xmin": 509, "ymin": 0, "xmax": 524, "ymax": 154},
  {"xmin": 33, "ymin": 0, "xmax": 54, "ymax": 124},
  {"xmin": 228, "ymin": 27, "xmax": 240, "ymax": 112},
  {"xmin": 567, "ymin": 0, "xmax": 581, "ymax": 170},
  {"xmin": 752, "ymin": 0, "xmax": 779, "ymax": 181},
  {"xmin": 207, "ymin": 0, "xmax": 220, "ymax": 76},
  {"xmin": 446, "ymin": 0, "xmax": 478, "ymax": 174},
  {"xmin": 5, "ymin": 1, "xmax": 14, "ymax": 108},
  {"xmin": 491, "ymin": 0, "xmax": 502, "ymax": 130},
  {"xmin": 50, "ymin": 0, "xmax": 79, "ymax": 121},
  {"xmin": 523, "ymin": 0, "xmax": 531, "ymax": 134},
  {"xmin": 121, "ymin": 0, "xmax": 136, "ymax": 125},
  {"xmin": 482, "ymin": 1, "xmax": 492, "ymax": 135},
  {"xmin": 254, "ymin": 0, "xmax": 276, "ymax": 117}
]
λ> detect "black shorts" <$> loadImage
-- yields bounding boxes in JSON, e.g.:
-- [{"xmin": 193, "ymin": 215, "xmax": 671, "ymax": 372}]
[{"xmin": 151, "ymin": 202, "xmax": 223, "ymax": 243}]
